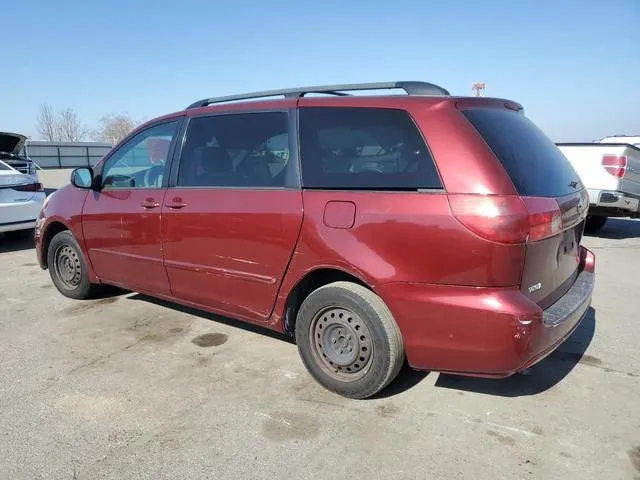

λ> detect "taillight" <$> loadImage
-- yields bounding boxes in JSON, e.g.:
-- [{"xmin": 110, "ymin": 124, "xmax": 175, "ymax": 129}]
[
  {"xmin": 448, "ymin": 195, "xmax": 529, "ymax": 243},
  {"xmin": 521, "ymin": 197, "xmax": 563, "ymax": 242},
  {"xmin": 448, "ymin": 194, "xmax": 563, "ymax": 244},
  {"xmin": 13, "ymin": 182, "xmax": 44, "ymax": 192},
  {"xmin": 602, "ymin": 155, "xmax": 626, "ymax": 178}
]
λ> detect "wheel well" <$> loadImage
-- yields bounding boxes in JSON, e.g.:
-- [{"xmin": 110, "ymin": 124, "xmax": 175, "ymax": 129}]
[
  {"xmin": 41, "ymin": 222, "xmax": 68, "ymax": 269},
  {"xmin": 282, "ymin": 268, "xmax": 369, "ymax": 337}
]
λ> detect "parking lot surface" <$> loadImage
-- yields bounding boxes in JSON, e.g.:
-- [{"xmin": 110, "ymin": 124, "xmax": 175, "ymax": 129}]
[{"xmin": 1, "ymin": 172, "xmax": 639, "ymax": 479}]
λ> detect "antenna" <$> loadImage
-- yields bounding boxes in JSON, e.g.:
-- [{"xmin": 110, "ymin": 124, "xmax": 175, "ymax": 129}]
[{"xmin": 472, "ymin": 82, "xmax": 486, "ymax": 97}]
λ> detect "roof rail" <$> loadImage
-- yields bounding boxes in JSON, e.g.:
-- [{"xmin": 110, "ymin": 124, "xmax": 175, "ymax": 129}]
[{"xmin": 187, "ymin": 81, "xmax": 450, "ymax": 109}]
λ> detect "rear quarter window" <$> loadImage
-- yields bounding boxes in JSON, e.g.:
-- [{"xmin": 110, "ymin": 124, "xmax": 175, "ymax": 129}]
[
  {"xmin": 299, "ymin": 107, "xmax": 442, "ymax": 190},
  {"xmin": 463, "ymin": 108, "xmax": 582, "ymax": 197}
]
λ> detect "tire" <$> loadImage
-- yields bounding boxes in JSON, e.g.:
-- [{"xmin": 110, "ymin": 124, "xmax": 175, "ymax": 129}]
[
  {"xmin": 295, "ymin": 281, "xmax": 404, "ymax": 399},
  {"xmin": 584, "ymin": 215, "xmax": 607, "ymax": 234},
  {"xmin": 4, "ymin": 228, "xmax": 34, "ymax": 240},
  {"xmin": 47, "ymin": 230, "xmax": 101, "ymax": 300}
]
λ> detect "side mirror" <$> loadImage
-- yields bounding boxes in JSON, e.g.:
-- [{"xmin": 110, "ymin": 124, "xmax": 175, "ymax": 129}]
[{"xmin": 71, "ymin": 168, "xmax": 93, "ymax": 189}]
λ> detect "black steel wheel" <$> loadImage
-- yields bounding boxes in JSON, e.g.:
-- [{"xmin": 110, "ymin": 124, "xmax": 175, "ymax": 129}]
[
  {"xmin": 296, "ymin": 281, "xmax": 404, "ymax": 399},
  {"xmin": 47, "ymin": 230, "xmax": 101, "ymax": 300},
  {"xmin": 309, "ymin": 306, "xmax": 374, "ymax": 381},
  {"xmin": 53, "ymin": 244, "xmax": 83, "ymax": 290}
]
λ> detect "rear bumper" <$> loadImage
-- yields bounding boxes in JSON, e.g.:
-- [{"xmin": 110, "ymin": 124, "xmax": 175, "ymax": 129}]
[
  {"xmin": 588, "ymin": 189, "xmax": 640, "ymax": 213},
  {"xmin": 378, "ymin": 246, "xmax": 595, "ymax": 376},
  {"xmin": 0, "ymin": 195, "xmax": 44, "ymax": 233}
]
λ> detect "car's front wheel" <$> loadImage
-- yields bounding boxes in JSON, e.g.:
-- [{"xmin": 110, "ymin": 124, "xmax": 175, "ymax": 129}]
[
  {"xmin": 47, "ymin": 230, "xmax": 102, "ymax": 300},
  {"xmin": 295, "ymin": 281, "xmax": 404, "ymax": 399}
]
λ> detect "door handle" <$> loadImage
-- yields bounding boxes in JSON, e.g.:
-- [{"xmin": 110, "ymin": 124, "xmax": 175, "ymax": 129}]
[
  {"xmin": 165, "ymin": 197, "xmax": 188, "ymax": 209},
  {"xmin": 141, "ymin": 198, "xmax": 160, "ymax": 209}
]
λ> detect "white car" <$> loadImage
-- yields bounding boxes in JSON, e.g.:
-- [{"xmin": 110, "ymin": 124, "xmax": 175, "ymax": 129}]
[
  {"xmin": 600, "ymin": 134, "xmax": 640, "ymax": 147},
  {"xmin": 0, "ymin": 132, "xmax": 39, "ymax": 178},
  {"xmin": 0, "ymin": 159, "xmax": 46, "ymax": 239}
]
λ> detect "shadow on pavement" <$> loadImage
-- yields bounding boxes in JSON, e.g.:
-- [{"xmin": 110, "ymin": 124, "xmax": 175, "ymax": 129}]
[
  {"xmin": 586, "ymin": 218, "xmax": 640, "ymax": 239},
  {"xmin": 127, "ymin": 293, "xmax": 294, "ymax": 344},
  {"xmin": 369, "ymin": 362, "xmax": 429, "ymax": 399},
  {"xmin": 434, "ymin": 307, "xmax": 596, "ymax": 397},
  {"xmin": 0, "ymin": 233, "xmax": 35, "ymax": 253}
]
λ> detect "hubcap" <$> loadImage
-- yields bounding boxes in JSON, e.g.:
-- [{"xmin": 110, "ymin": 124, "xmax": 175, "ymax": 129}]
[
  {"xmin": 53, "ymin": 245, "xmax": 82, "ymax": 290},
  {"xmin": 309, "ymin": 307, "xmax": 373, "ymax": 381}
]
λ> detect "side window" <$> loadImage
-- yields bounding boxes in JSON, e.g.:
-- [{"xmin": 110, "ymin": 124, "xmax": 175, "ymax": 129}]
[
  {"xmin": 299, "ymin": 107, "xmax": 442, "ymax": 190},
  {"xmin": 101, "ymin": 121, "xmax": 179, "ymax": 189},
  {"xmin": 177, "ymin": 112, "xmax": 291, "ymax": 188}
]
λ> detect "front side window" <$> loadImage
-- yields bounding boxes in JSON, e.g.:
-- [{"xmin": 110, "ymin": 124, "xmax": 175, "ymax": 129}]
[
  {"xmin": 177, "ymin": 112, "xmax": 291, "ymax": 188},
  {"xmin": 101, "ymin": 120, "xmax": 179, "ymax": 189},
  {"xmin": 299, "ymin": 107, "xmax": 442, "ymax": 190}
]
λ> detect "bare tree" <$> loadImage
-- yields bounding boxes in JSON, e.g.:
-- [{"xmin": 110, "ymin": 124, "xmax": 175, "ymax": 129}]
[
  {"xmin": 36, "ymin": 104, "xmax": 87, "ymax": 141},
  {"xmin": 57, "ymin": 108, "xmax": 88, "ymax": 141},
  {"xmin": 92, "ymin": 113, "xmax": 139, "ymax": 143},
  {"xmin": 37, "ymin": 103, "xmax": 57, "ymax": 141}
]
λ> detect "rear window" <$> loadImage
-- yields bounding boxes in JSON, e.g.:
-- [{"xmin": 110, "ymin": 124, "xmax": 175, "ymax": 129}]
[
  {"xmin": 463, "ymin": 108, "xmax": 582, "ymax": 197},
  {"xmin": 299, "ymin": 107, "xmax": 442, "ymax": 190}
]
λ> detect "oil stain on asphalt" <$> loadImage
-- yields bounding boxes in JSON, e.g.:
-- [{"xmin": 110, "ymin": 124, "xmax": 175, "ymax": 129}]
[
  {"xmin": 62, "ymin": 297, "xmax": 119, "ymax": 315},
  {"xmin": 260, "ymin": 412, "xmax": 320, "ymax": 442},
  {"xmin": 629, "ymin": 446, "xmax": 640, "ymax": 473},
  {"xmin": 192, "ymin": 333, "xmax": 228, "ymax": 347},
  {"xmin": 486, "ymin": 429, "xmax": 517, "ymax": 447},
  {"xmin": 376, "ymin": 403, "xmax": 400, "ymax": 418}
]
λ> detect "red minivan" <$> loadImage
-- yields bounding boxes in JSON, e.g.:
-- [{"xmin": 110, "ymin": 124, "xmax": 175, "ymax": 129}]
[{"xmin": 35, "ymin": 81, "xmax": 595, "ymax": 399}]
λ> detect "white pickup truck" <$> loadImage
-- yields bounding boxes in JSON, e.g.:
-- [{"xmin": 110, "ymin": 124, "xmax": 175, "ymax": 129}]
[{"xmin": 557, "ymin": 136, "xmax": 640, "ymax": 233}]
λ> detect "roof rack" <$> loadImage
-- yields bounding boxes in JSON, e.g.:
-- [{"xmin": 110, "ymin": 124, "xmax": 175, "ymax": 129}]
[{"xmin": 187, "ymin": 81, "xmax": 450, "ymax": 109}]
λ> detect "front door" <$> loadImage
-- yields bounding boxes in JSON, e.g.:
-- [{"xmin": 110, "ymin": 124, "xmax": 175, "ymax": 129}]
[
  {"xmin": 82, "ymin": 120, "xmax": 181, "ymax": 294},
  {"xmin": 162, "ymin": 110, "xmax": 303, "ymax": 322}
]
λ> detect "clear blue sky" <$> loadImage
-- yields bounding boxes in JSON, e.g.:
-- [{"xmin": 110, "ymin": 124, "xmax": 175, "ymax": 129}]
[{"xmin": 2, "ymin": 0, "xmax": 638, "ymax": 142}]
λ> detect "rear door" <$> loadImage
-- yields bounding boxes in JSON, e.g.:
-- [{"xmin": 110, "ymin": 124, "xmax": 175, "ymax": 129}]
[
  {"xmin": 462, "ymin": 108, "xmax": 588, "ymax": 308},
  {"xmin": 162, "ymin": 110, "xmax": 303, "ymax": 322},
  {"xmin": 82, "ymin": 120, "xmax": 180, "ymax": 294}
]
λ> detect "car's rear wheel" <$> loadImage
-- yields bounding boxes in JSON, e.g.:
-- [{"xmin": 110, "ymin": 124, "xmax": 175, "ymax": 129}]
[
  {"xmin": 295, "ymin": 281, "xmax": 404, "ymax": 399},
  {"xmin": 47, "ymin": 230, "xmax": 101, "ymax": 300},
  {"xmin": 585, "ymin": 215, "xmax": 608, "ymax": 234}
]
